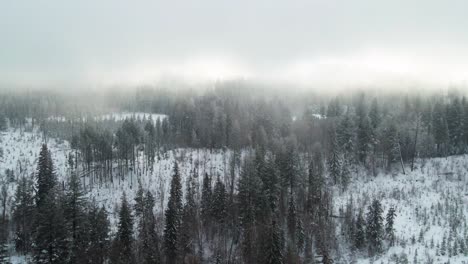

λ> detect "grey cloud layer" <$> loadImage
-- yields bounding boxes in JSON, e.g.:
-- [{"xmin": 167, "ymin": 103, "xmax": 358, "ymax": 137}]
[{"xmin": 1, "ymin": 0, "xmax": 468, "ymax": 87}]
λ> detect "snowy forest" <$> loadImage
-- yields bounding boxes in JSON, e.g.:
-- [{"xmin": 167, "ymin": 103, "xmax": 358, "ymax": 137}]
[{"xmin": 0, "ymin": 85, "xmax": 467, "ymax": 264}]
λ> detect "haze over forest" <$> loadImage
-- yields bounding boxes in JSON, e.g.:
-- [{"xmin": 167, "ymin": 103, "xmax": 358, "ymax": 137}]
[{"xmin": 2, "ymin": 0, "xmax": 468, "ymax": 90}]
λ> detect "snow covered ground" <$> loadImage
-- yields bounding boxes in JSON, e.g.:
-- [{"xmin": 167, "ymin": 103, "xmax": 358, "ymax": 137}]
[
  {"xmin": 0, "ymin": 126, "xmax": 241, "ymax": 234},
  {"xmin": 335, "ymin": 158, "xmax": 468, "ymax": 264}
]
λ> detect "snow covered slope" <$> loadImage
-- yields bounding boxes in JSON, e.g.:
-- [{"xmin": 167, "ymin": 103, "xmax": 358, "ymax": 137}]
[
  {"xmin": 2, "ymin": 125, "xmax": 468, "ymax": 263},
  {"xmin": 334, "ymin": 158, "xmax": 468, "ymax": 264}
]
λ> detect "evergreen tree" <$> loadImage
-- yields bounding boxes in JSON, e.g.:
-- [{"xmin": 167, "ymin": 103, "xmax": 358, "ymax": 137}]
[
  {"xmin": 238, "ymin": 159, "xmax": 263, "ymax": 263},
  {"xmin": 369, "ymin": 98, "xmax": 381, "ymax": 130},
  {"xmin": 327, "ymin": 126, "xmax": 342, "ymax": 185},
  {"xmin": 382, "ymin": 122, "xmax": 401, "ymax": 169},
  {"xmin": 65, "ymin": 172, "xmax": 88, "ymax": 263},
  {"xmin": 337, "ymin": 114, "xmax": 356, "ymax": 158},
  {"xmin": 212, "ymin": 177, "xmax": 227, "ymax": 224},
  {"xmin": 178, "ymin": 176, "xmax": 197, "ymax": 262},
  {"xmin": 366, "ymin": 199, "xmax": 384, "ymax": 255},
  {"xmin": 138, "ymin": 191, "xmax": 160, "ymax": 264},
  {"xmin": 13, "ymin": 177, "xmax": 35, "ymax": 254},
  {"xmin": 164, "ymin": 162, "xmax": 183, "ymax": 264},
  {"xmin": 112, "ymin": 193, "xmax": 135, "ymax": 264},
  {"xmin": 33, "ymin": 145, "xmax": 69, "ymax": 264},
  {"xmin": 357, "ymin": 116, "xmax": 372, "ymax": 164},
  {"xmin": 36, "ymin": 144, "xmax": 55, "ymax": 208},
  {"xmin": 446, "ymin": 98, "xmax": 463, "ymax": 153},
  {"xmin": 144, "ymin": 120, "xmax": 156, "ymax": 170},
  {"xmin": 200, "ymin": 173, "xmax": 212, "ymax": 228},
  {"xmin": 87, "ymin": 203, "xmax": 110, "ymax": 264},
  {"xmin": 354, "ymin": 210, "xmax": 366, "ymax": 250},
  {"xmin": 287, "ymin": 192, "xmax": 297, "ymax": 242},
  {"xmin": 33, "ymin": 192, "xmax": 69, "ymax": 264},
  {"xmin": 262, "ymin": 220, "xmax": 284, "ymax": 264},
  {"xmin": 432, "ymin": 102, "xmax": 449, "ymax": 155},
  {"xmin": 385, "ymin": 206, "xmax": 396, "ymax": 246}
]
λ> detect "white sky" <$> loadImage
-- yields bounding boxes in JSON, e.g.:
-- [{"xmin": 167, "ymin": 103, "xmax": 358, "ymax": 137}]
[{"xmin": 1, "ymin": 0, "xmax": 468, "ymax": 89}]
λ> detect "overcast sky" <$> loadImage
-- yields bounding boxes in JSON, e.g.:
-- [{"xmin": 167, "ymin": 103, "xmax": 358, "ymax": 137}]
[{"xmin": 1, "ymin": 0, "xmax": 468, "ymax": 89}]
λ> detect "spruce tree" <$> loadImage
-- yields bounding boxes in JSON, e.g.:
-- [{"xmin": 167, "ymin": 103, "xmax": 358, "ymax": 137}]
[
  {"xmin": 446, "ymin": 98, "xmax": 463, "ymax": 153},
  {"xmin": 354, "ymin": 210, "xmax": 366, "ymax": 250},
  {"xmin": 262, "ymin": 220, "xmax": 284, "ymax": 264},
  {"xmin": 337, "ymin": 114, "xmax": 356, "ymax": 158},
  {"xmin": 33, "ymin": 145, "xmax": 69, "ymax": 264},
  {"xmin": 65, "ymin": 171, "xmax": 88, "ymax": 263},
  {"xmin": 212, "ymin": 177, "xmax": 227, "ymax": 224},
  {"xmin": 432, "ymin": 102, "xmax": 449, "ymax": 155},
  {"xmin": 13, "ymin": 177, "xmax": 35, "ymax": 254},
  {"xmin": 87, "ymin": 203, "xmax": 110, "ymax": 264},
  {"xmin": 178, "ymin": 176, "xmax": 197, "ymax": 262},
  {"xmin": 164, "ymin": 162, "xmax": 183, "ymax": 264},
  {"xmin": 327, "ymin": 126, "xmax": 342, "ymax": 185},
  {"xmin": 357, "ymin": 116, "xmax": 372, "ymax": 164},
  {"xmin": 138, "ymin": 191, "xmax": 160, "ymax": 264},
  {"xmin": 369, "ymin": 98, "xmax": 381, "ymax": 130},
  {"xmin": 200, "ymin": 173, "xmax": 212, "ymax": 228},
  {"xmin": 36, "ymin": 144, "xmax": 55, "ymax": 208},
  {"xmin": 385, "ymin": 206, "xmax": 396, "ymax": 246},
  {"xmin": 113, "ymin": 193, "xmax": 135, "ymax": 264},
  {"xmin": 33, "ymin": 192, "xmax": 69, "ymax": 264},
  {"xmin": 287, "ymin": 192, "xmax": 297, "ymax": 242},
  {"xmin": 366, "ymin": 199, "xmax": 384, "ymax": 255}
]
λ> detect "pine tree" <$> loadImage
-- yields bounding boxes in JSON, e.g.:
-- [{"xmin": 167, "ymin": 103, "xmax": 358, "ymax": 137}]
[
  {"xmin": 340, "ymin": 159, "xmax": 351, "ymax": 190},
  {"xmin": 262, "ymin": 220, "xmax": 284, "ymax": 264},
  {"xmin": 354, "ymin": 210, "xmax": 366, "ymax": 250},
  {"xmin": 306, "ymin": 152, "xmax": 324, "ymax": 214},
  {"xmin": 178, "ymin": 176, "xmax": 197, "ymax": 262},
  {"xmin": 134, "ymin": 183, "xmax": 145, "ymax": 218},
  {"xmin": 238, "ymin": 159, "xmax": 263, "ymax": 263},
  {"xmin": 432, "ymin": 102, "xmax": 449, "ymax": 155},
  {"xmin": 112, "ymin": 193, "xmax": 135, "ymax": 264},
  {"xmin": 366, "ymin": 199, "xmax": 384, "ymax": 255},
  {"xmin": 13, "ymin": 177, "xmax": 35, "ymax": 254},
  {"xmin": 261, "ymin": 157, "xmax": 279, "ymax": 214},
  {"xmin": 200, "ymin": 173, "xmax": 212, "ymax": 228},
  {"xmin": 33, "ymin": 146, "xmax": 69, "ymax": 264},
  {"xmin": 357, "ymin": 116, "xmax": 372, "ymax": 164},
  {"xmin": 327, "ymin": 126, "xmax": 342, "ymax": 185},
  {"xmin": 36, "ymin": 144, "xmax": 55, "ymax": 208},
  {"xmin": 87, "ymin": 202, "xmax": 110, "ymax": 264},
  {"xmin": 65, "ymin": 171, "xmax": 88, "ymax": 263},
  {"xmin": 295, "ymin": 218, "xmax": 305, "ymax": 252},
  {"xmin": 287, "ymin": 192, "xmax": 297, "ymax": 243},
  {"xmin": 164, "ymin": 162, "xmax": 183, "ymax": 264},
  {"xmin": 138, "ymin": 191, "xmax": 160, "ymax": 264},
  {"xmin": 382, "ymin": 122, "xmax": 401, "ymax": 169},
  {"xmin": 446, "ymin": 98, "xmax": 463, "ymax": 153},
  {"xmin": 385, "ymin": 206, "xmax": 396, "ymax": 246},
  {"xmin": 144, "ymin": 120, "xmax": 156, "ymax": 170},
  {"xmin": 337, "ymin": 114, "xmax": 356, "ymax": 159},
  {"xmin": 212, "ymin": 177, "xmax": 227, "ymax": 224},
  {"xmin": 33, "ymin": 192, "xmax": 69, "ymax": 264},
  {"xmin": 369, "ymin": 98, "xmax": 381, "ymax": 130}
]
